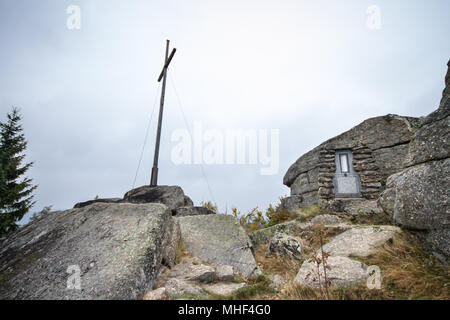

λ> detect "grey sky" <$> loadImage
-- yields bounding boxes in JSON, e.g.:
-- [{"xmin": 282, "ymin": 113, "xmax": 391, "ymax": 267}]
[{"xmin": 0, "ymin": 0, "xmax": 449, "ymax": 223}]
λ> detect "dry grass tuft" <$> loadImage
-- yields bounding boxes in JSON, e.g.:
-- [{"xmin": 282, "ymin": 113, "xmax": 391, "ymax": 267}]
[
  {"xmin": 254, "ymin": 245, "xmax": 302, "ymax": 278},
  {"xmin": 174, "ymin": 240, "xmax": 187, "ymax": 264},
  {"xmin": 279, "ymin": 232, "xmax": 449, "ymax": 300},
  {"xmin": 359, "ymin": 232, "xmax": 450, "ymax": 299}
]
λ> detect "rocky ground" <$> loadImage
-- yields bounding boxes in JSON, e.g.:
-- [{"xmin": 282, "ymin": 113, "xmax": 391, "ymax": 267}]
[
  {"xmin": 0, "ymin": 185, "xmax": 448, "ymax": 300},
  {"xmin": 0, "ymin": 185, "xmax": 260, "ymax": 300},
  {"xmin": 142, "ymin": 203, "xmax": 449, "ymax": 300}
]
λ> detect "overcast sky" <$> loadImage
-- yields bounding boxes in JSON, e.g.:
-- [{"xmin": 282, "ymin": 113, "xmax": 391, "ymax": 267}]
[{"xmin": 0, "ymin": 0, "xmax": 449, "ymax": 224}]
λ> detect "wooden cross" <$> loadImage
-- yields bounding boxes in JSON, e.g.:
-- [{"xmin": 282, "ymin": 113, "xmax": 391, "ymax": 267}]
[{"xmin": 150, "ymin": 40, "xmax": 176, "ymax": 186}]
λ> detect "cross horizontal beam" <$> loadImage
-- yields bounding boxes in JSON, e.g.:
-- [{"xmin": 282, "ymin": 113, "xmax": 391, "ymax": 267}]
[{"xmin": 157, "ymin": 48, "xmax": 176, "ymax": 82}]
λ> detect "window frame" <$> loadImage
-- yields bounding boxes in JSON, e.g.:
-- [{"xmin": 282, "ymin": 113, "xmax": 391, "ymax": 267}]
[{"xmin": 339, "ymin": 153, "xmax": 350, "ymax": 173}]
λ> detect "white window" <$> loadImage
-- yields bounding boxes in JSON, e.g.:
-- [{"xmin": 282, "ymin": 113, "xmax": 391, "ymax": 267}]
[{"xmin": 340, "ymin": 154, "xmax": 349, "ymax": 173}]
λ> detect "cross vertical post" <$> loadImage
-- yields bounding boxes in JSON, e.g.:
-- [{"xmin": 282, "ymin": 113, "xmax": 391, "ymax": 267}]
[{"xmin": 150, "ymin": 40, "xmax": 176, "ymax": 186}]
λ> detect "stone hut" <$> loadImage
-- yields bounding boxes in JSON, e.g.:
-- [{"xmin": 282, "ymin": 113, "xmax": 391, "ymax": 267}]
[
  {"xmin": 282, "ymin": 114, "xmax": 421, "ymax": 214},
  {"xmin": 281, "ymin": 60, "xmax": 449, "ymax": 262}
]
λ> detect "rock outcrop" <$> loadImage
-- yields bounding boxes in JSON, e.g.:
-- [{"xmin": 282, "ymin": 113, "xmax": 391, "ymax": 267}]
[
  {"xmin": 123, "ymin": 185, "xmax": 193, "ymax": 211},
  {"xmin": 294, "ymin": 256, "xmax": 368, "ymax": 289},
  {"xmin": 0, "ymin": 184, "xmax": 251, "ymax": 300},
  {"xmin": 177, "ymin": 214, "xmax": 260, "ymax": 279},
  {"xmin": 282, "ymin": 114, "xmax": 420, "ymax": 213},
  {"xmin": 379, "ymin": 60, "xmax": 450, "ymax": 262},
  {"xmin": 152, "ymin": 257, "xmax": 246, "ymax": 299},
  {"xmin": 73, "ymin": 185, "xmax": 194, "ymax": 213},
  {"xmin": 0, "ymin": 202, "xmax": 175, "ymax": 300}
]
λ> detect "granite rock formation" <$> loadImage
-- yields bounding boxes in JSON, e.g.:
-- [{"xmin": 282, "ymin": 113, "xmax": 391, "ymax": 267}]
[
  {"xmin": 0, "ymin": 185, "xmax": 255, "ymax": 299},
  {"xmin": 176, "ymin": 214, "xmax": 261, "ymax": 279},
  {"xmin": 282, "ymin": 114, "xmax": 420, "ymax": 214},
  {"xmin": 379, "ymin": 60, "xmax": 450, "ymax": 262},
  {"xmin": 0, "ymin": 203, "xmax": 175, "ymax": 299}
]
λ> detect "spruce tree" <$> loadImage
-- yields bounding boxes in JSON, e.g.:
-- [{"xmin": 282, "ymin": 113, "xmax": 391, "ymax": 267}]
[{"xmin": 0, "ymin": 107, "xmax": 36, "ymax": 236}]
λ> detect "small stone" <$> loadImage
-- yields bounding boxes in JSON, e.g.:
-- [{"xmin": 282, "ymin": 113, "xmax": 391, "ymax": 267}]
[
  {"xmin": 266, "ymin": 232, "xmax": 302, "ymax": 260},
  {"xmin": 123, "ymin": 185, "xmax": 191, "ymax": 210},
  {"xmin": 216, "ymin": 265, "xmax": 234, "ymax": 282},
  {"xmin": 186, "ymin": 265, "xmax": 216, "ymax": 283},
  {"xmin": 142, "ymin": 287, "xmax": 168, "ymax": 300},
  {"xmin": 167, "ymin": 258, "xmax": 216, "ymax": 283},
  {"xmin": 202, "ymin": 282, "xmax": 247, "ymax": 296},
  {"xmin": 278, "ymin": 195, "xmax": 303, "ymax": 212},
  {"xmin": 165, "ymin": 278, "xmax": 205, "ymax": 297},
  {"xmin": 268, "ymin": 274, "xmax": 285, "ymax": 291}
]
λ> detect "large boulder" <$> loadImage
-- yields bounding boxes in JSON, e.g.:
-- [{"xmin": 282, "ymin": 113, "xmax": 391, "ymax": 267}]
[
  {"xmin": 319, "ymin": 226, "xmax": 401, "ymax": 258},
  {"xmin": 386, "ymin": 159, "xmax": 450, "ymax": 231},
  {"xmin": 283, "ymin": 115, "xmax": 420, "ymax": 188},
  {"xmin": 123, "ymin": 185, "xmax": 193, "ymax": 210},
  {"xmin": 403, "ymin": 114, "xmax": 450, "ymax": 167},
  {"xmin": 378, "ymin": 61, "xmax": 450, "ymax": 262},
  {"xmin": 380, "ymin": 159, "xmax": 450, "ymax": 262},
  {"xmin": 0, "ymin": 202, "xmax": 174, "ymax": 300},
  {"xmin": 377, "ymin": 184, "xmax": 397, "ymax": 218},
  {"xmin": 294, "ymin": 256, "xmax": 368, "ymax": 289},
  {"xmin": 403, "ymin": 60, "xmax": 450, "ymax": 168},
  {"xmin": 177, "ymin": 214, "xmax": 260, "ymax": 279}
]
